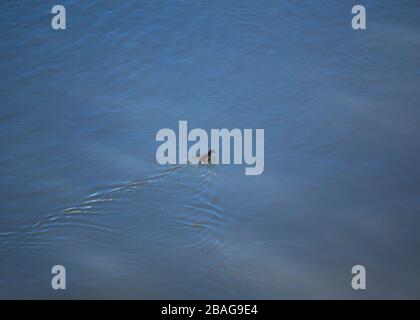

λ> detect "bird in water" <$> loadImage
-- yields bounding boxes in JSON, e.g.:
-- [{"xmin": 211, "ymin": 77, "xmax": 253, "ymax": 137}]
[{"xmin": 198, "ymin": 150, "xmax": 216, "ymax": 164}]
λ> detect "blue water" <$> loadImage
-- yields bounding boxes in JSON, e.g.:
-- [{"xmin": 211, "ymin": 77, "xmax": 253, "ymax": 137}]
[{"xmin": 1, "ymin": 0, "xmax": 420, "ymax": 299}]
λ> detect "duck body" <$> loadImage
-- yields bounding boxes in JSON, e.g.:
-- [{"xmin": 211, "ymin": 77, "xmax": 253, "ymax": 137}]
[{"xmin": 198, "ymin": 150, "xmax": 215, "ymax": 164}]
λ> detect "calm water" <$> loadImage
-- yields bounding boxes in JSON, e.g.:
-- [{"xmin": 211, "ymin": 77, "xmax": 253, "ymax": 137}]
[{"xmin": 1, "ymin": 0, "xmax": 420, "ymax": 299}]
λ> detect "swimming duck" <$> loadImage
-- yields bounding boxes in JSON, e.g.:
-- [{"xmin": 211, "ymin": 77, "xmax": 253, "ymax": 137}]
[{"xmin": 198, "ymin": 150, "xmax": 216, "ymax": 164}]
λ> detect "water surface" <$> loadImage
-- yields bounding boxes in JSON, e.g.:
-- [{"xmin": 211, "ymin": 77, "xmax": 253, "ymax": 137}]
[{"xmin": 1, "ymin": 0, "xmax": 420, "ymax": 298}]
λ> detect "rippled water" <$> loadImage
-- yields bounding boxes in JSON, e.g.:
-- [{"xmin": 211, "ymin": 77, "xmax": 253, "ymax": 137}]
[{"xmin": 1, "ymin": 0, "xmax": 420, "ymax": 298}]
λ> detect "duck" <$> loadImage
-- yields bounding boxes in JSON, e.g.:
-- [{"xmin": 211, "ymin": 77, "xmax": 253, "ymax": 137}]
[{"xmin": 198, "ymin": 150, "xmax": 216, "ymax": 164}]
